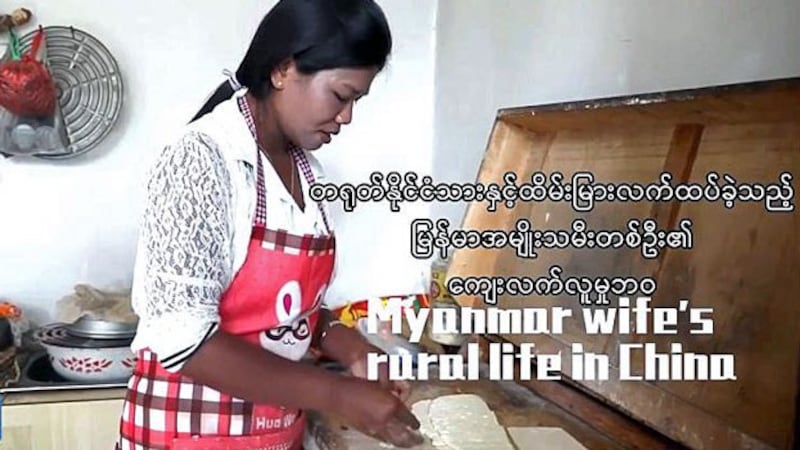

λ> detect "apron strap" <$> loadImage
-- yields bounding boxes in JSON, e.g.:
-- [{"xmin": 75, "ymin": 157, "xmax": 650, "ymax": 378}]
[
  {"xmin": 236, "ymin": 96, "xmax": 332, "ymax": 233},
  {"xmin": 290, "ymin": 147, "xmax": 332, "ymax": 234}
]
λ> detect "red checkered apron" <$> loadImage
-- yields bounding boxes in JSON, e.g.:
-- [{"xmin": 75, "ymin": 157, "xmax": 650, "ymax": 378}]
[{"xmin": 118, "ymin": 96, "xmax": 335, "ymax": 450}]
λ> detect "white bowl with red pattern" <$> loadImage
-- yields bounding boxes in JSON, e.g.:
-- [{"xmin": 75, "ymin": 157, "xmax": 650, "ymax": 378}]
[{"xmin": 33, "ymin": 323, "xmax": 137, "ymax": 383}]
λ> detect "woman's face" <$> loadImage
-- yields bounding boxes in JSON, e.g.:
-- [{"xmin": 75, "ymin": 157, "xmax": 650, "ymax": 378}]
[{"xmin": 271, "ymin": 62, "xmax": 379, "ymax": 150}]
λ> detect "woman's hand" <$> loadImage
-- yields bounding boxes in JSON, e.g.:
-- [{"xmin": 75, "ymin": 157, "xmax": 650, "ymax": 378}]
[
  {"xmin": 316, "ymin": 315, "xmax": 421, "ymax": 446},
  {"xmin": 333, "ymin": 376, "xmax": 424, "ymax": 448},
  {"xmin": 318, "ymin": 317, "xmax": 412, "ymax": 401}
]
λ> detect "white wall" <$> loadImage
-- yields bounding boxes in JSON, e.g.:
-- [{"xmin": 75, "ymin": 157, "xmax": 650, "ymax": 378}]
[
  {"xmin": 432, "ymin": 0, "xmax": 800, "ymax": 227},
  {"xmin": 0, "ymin": 0, "xmax": 437, "ymax": 324}
]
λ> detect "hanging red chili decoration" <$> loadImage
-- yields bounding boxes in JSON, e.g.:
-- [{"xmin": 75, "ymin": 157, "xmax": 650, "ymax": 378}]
[{"xmin": 0, "ymin": 26, "xmax": 57, "ymax": 118}]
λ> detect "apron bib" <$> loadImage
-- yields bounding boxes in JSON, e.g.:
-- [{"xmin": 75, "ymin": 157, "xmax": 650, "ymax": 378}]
[{"xmin": 118, "ymin": 95, "xmax": 334, "ymax": 450}]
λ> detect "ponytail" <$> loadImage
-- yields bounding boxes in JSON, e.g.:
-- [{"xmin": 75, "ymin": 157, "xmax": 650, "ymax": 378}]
[{"xmin": 190, "ymin": 81, "xmax": 236, "ymax": 123}]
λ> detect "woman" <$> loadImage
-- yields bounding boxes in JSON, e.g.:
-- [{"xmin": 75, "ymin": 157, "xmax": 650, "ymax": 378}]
[{"xmin": 117, "ymin": 1, "xmax": 423, "ymax": 448}]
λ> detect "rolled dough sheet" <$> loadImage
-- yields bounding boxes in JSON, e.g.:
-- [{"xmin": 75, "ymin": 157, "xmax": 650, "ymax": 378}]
[
  {"xmin": 507, "ymin": 427, "xmax": 588, "ymax": 450},
  {"xmin": 407, "ymin": 395, "xmax": 588, "ymax": 450},
  {"xmin": 347, "ymin": 394, "xmax": 589, "ymax": 450},
  {"xmin": 411, "ymin": 394, "xmax": 514, "ymax": 450},
  {"xmin": 410, "ymin": 399, "xmax": 435, "ymax": 442}
]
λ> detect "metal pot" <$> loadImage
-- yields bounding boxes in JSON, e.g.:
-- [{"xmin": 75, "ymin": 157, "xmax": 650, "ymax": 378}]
[
  {"xmin": 32, "ymin": 323, "xmax": 136, "ymax": 383},
  {"xmin": 65, "ymin": 316, "xmax": 137, "ymax": 340}
]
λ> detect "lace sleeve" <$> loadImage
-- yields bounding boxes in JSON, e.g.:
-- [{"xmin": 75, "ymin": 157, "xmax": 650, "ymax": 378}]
[{"xmin": 132, "ymin": 131, "xmax": 234, "ymax": 371}]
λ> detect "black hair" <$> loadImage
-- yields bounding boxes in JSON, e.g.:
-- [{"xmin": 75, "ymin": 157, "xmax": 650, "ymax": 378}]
[{"xmin": 191, "ymin": 0, "xmax": 392, "ymax": 122}]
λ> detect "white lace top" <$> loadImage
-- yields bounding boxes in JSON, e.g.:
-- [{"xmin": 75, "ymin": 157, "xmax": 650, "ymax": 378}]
[{"xmin": 130, "ymin": 88, "xmax": 334, "ymax": 372}]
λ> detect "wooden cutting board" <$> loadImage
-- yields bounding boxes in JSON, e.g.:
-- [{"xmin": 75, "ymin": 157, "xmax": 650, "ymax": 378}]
[{"xmin": 445, "ymin": 77, "xmax": 800, "ymax": 449}]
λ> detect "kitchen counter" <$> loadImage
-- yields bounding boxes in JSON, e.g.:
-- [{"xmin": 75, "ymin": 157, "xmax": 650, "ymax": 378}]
[
  {"xmin": 305, "ymin": 361, "xmax": 623, "ymax": 450},
  {"xmin": 0, "ymin": 345, "xmax": 130, "ymax": 449},
  {"xmin": 0, "ymin": 347, "xmax": 128, "ymax": 405},
  {"xmin": 0, "ymin": 385, "xmax": 126, "ymax": 449},
  {"xmin": 1, "ymin": 385, "xmax": 126, "ymax": 405}
]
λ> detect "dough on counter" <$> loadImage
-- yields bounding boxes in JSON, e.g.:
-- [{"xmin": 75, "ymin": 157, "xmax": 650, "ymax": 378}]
[
  {"xmin": 410, "ymin": 399, "xmax": 435, "ymax": 444},
  {"xmin": 506, "ymin": 427, "xmax": 587, "ymax": 450},
  {"xmin": 407, "ymin": 395, "xmax": 588, "ymax": 450},
  {"xmin": 410, "ymin": 394, "xmax": 515, "ymax": 450}
]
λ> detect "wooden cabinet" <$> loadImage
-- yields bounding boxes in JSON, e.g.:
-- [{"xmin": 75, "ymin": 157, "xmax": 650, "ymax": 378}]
[
  {"xmin": 448, "ymin": 77, "xmax": 800, "ymax": 449},
  {"xmin": 1, "ymin": 397, "xmax": 124, "ymax": 449}
]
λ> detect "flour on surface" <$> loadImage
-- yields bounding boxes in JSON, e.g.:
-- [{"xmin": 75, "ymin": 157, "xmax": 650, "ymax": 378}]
[
  {"xmin": 407, "ymin": 394, "xmax": 588, "ymax": 450},
  {"xmin": 410, "ymin": 394, "xmax": 514, "ymax": 450}
]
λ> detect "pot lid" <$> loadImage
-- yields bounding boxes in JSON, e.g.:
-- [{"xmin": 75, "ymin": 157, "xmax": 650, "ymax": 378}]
[{"xmin": 65, "ymin": 316, "xmax": 137, "ymax": 340}]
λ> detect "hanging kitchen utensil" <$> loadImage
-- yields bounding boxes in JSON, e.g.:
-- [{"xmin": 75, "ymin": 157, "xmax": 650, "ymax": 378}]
[{"xmin": 11, "ymin": 25, "xmax": 123, "ymax": 159}]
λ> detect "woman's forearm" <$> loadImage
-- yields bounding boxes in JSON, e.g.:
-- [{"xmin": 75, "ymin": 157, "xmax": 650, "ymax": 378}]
[
  {"xmin": 318, "ymin": 317, "xmax": 376, "ymax": 367},
  {"xmin": 180, "ymin": 330, "xmax": 342, "ymax": 412}
]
